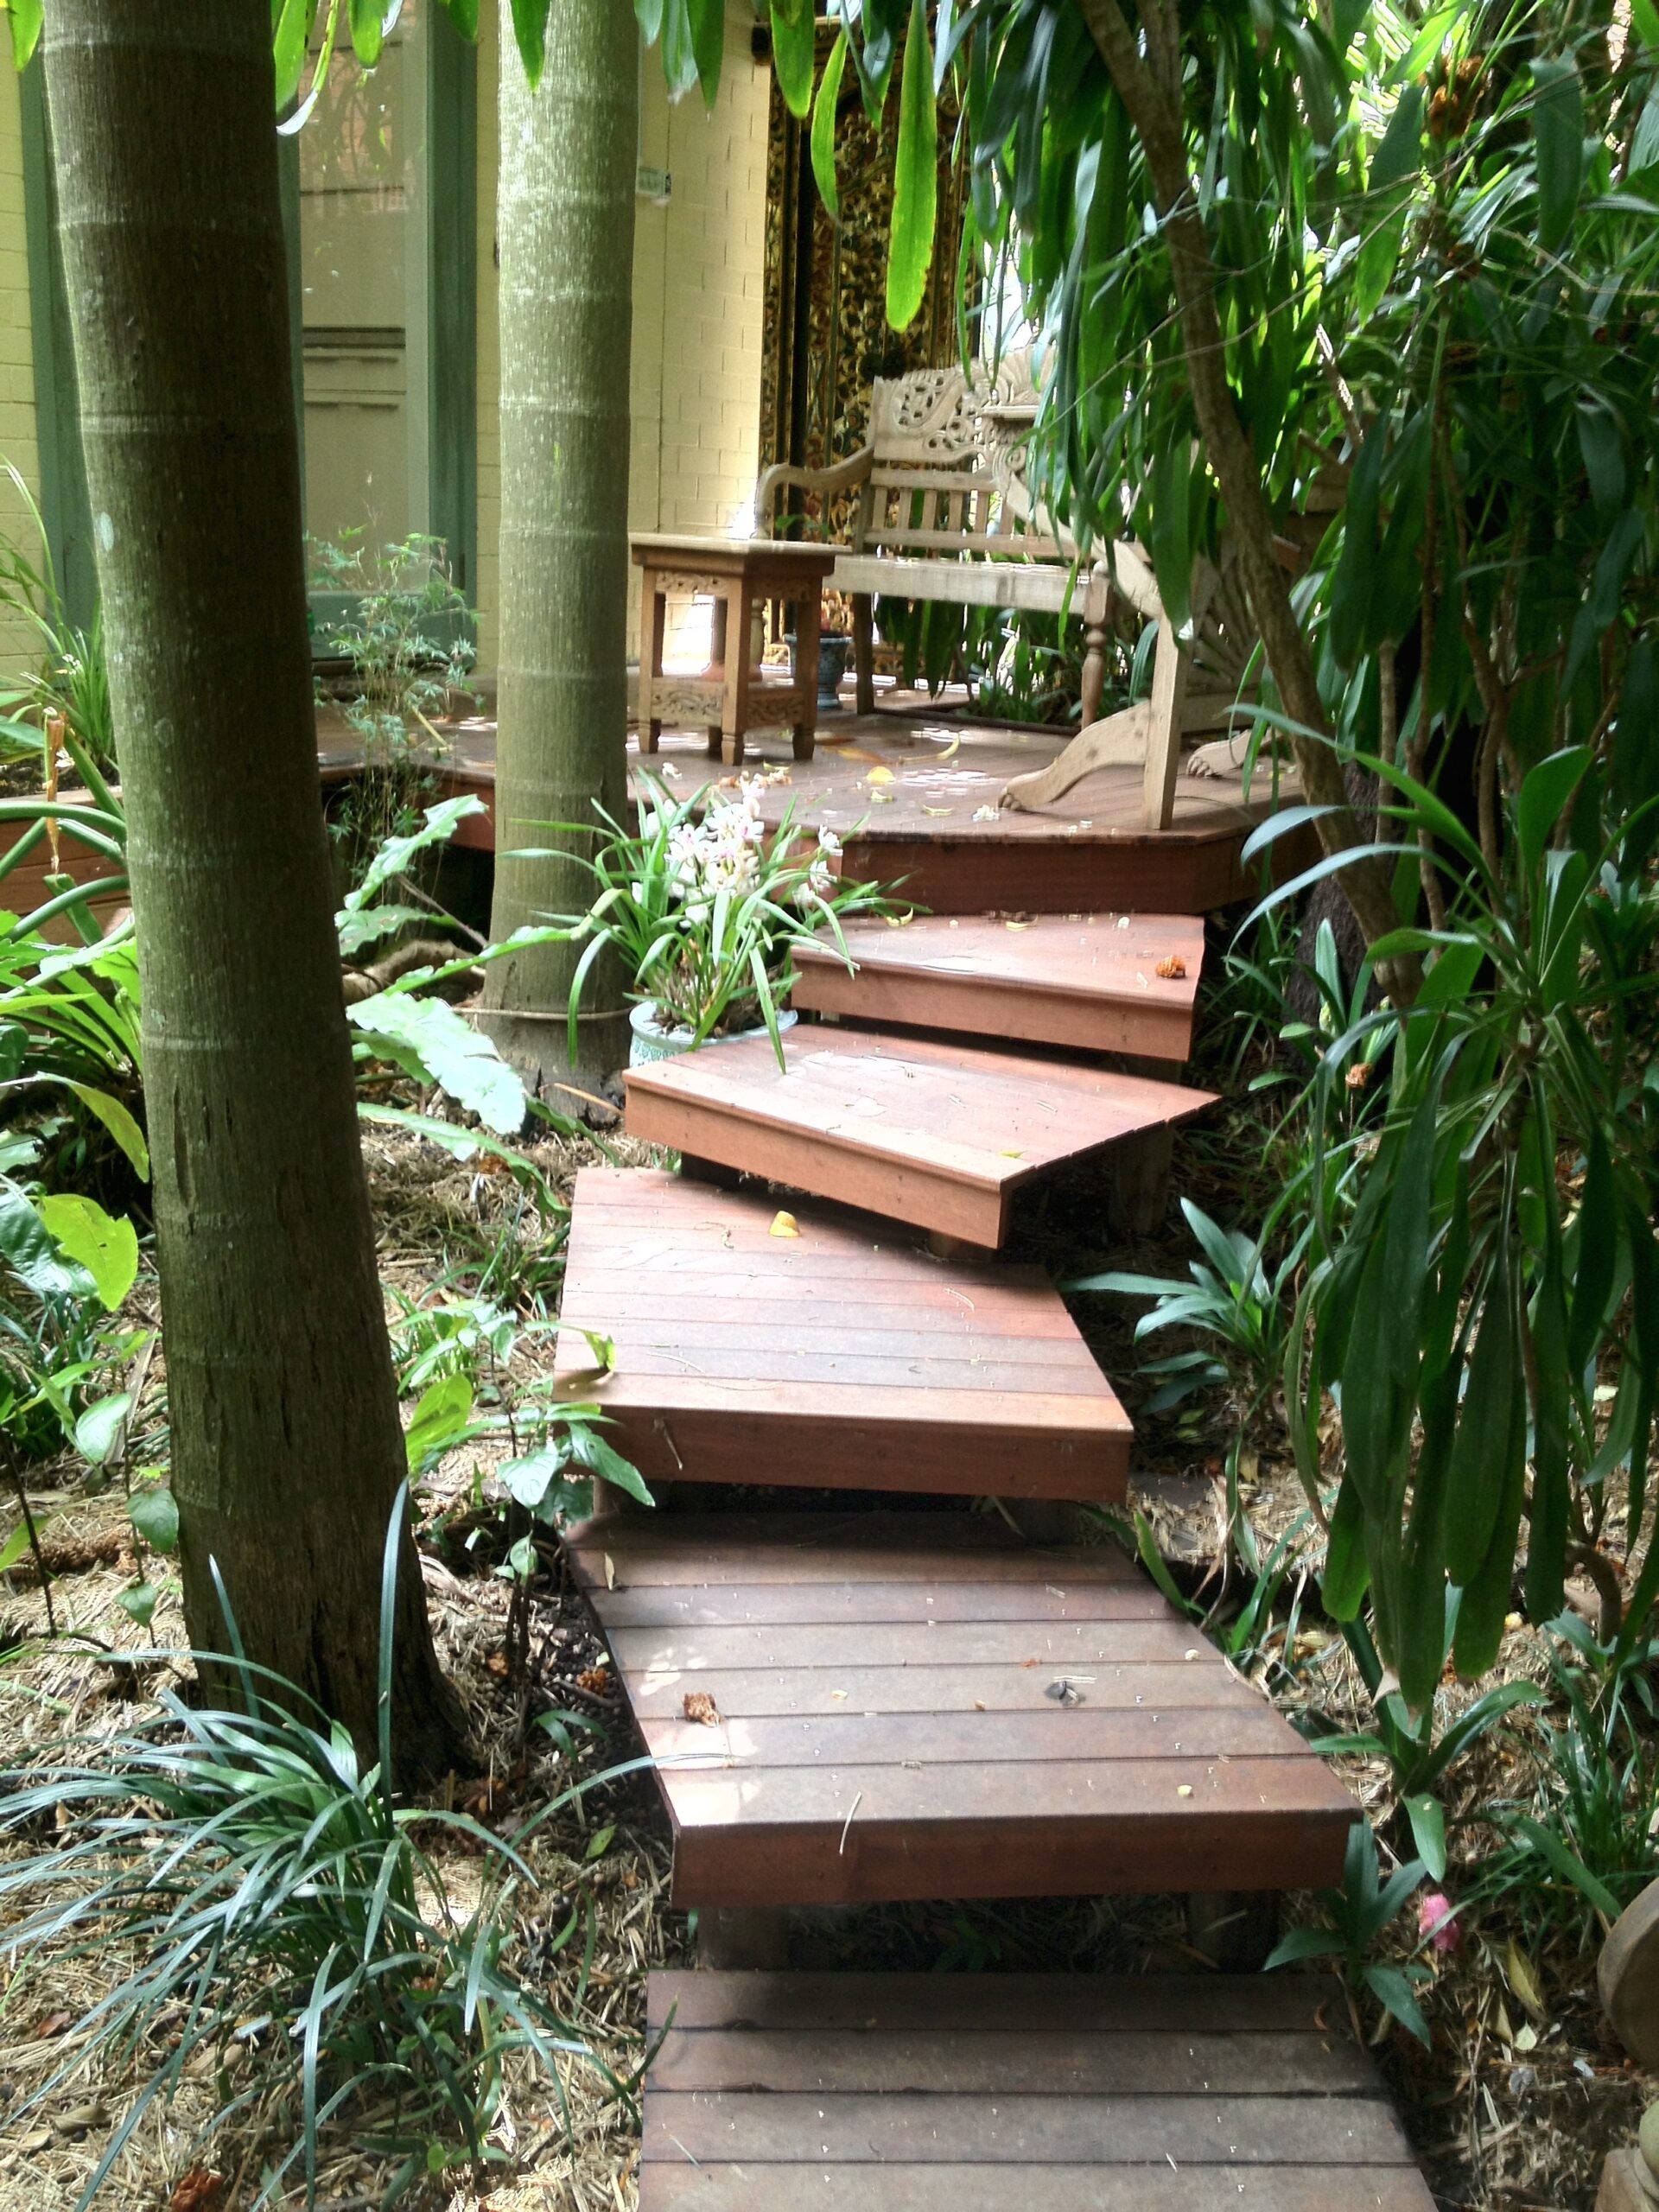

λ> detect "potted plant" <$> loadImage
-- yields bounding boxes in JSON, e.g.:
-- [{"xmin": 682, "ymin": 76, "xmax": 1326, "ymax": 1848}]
[{"xmin": 556, "ymin": 774, "xmax": 901, "ymax": 1068}]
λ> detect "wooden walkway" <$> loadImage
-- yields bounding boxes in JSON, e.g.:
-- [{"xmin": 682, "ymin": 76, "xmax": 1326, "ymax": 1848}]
[
  {"xmin": 535, "ymin": 760, "xmax": 1426, "ymax": 2201},
  {"xmin": 319, "ymin": 706, "xmax": 1306, "ymax": 916},
  {"xmin": 624, "ymin": 1031, "xmax": 1214, "ymax": 1249},
  {"xmin": 639, "ymin": 1972, "xmax": 1435, "ymax": 2211},
  {"xmin": 565, "ymin": 1512, "xmax": 1355, "ymax": 1905},
  {"xmin": 792, "ymin": 911, "xmax": 1208, "ymax": 1059},
  {"xmin": 553, "ymin": 1172, "xmax": 1132, "ymax": 1498}
]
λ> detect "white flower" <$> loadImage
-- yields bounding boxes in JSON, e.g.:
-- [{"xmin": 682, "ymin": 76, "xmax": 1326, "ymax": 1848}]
[{"xmin": 816, "ymin": 826, "xmax": 842, "ymax": 858}]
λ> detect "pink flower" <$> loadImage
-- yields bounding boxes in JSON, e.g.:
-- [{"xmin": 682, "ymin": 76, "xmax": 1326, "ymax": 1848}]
[{"xmin": 1418, "ymin": 1891, "xmax": 1461, "ymax": 1954}]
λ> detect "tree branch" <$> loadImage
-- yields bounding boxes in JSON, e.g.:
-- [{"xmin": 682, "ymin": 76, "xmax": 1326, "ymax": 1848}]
[{"xmin": 1071, "ymin": 0, "xmax": 1419, "ymax": 998}]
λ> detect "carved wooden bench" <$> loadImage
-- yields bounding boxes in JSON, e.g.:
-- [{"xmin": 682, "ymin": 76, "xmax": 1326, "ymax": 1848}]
[{"xmin": 753, "ymin": 358, "xmax": 1253, "ymax": 828}]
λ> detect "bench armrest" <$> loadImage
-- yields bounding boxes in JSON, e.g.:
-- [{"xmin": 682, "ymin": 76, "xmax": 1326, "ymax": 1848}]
[{"xmin": 753, "ymin": 448, "xmax": 874, "ymax": 539}]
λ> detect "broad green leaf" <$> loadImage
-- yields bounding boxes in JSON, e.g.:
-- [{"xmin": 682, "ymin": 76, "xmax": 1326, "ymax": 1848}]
[
  {"xmin": 1516, "ymin": 748, "xmax": 1590, "ymax": 881},
  {"xmin": 129, "ymin": 1482, "xmax": 180, "ymax": 1556},
  {"xmin": 348, "ymin": 991, "xmax": 527, "ymax": 1135},
  {"xmin": 404, "ymin": 1373, "xmax": 475, "ymax": 1472},
  {"xmin": 64, "ymin": 1082, "xmax": 150, "ymax": 1180},
  {"xmin": 348, "ymin": 0, "xmax": 386, "ymax": 67},
  {"xmin": 37, "ymin": 1193, "xmax": 138, "ymax": 1313},
  {"xmin": 337, "ymin": 903, "xmax": 445, "ymax": 959},
  {"xmin": 0, "ymin": 1178, "xmax": 84, "ymax": 1300},
  {"xmin": 0, "ymin": 1522, "xmax": 33, "ymax": 1574},
  {"xmin": 1403, "ymin": 1792, "xmax": 1446, "ymax": 1881},
  {"xmin": 5, "ymin": 0, "xmax": 42, "ymax": 70},
  {"xmin": 1444, "ymin": 1258, "xmax": 1516, "ymax": 1588},
  {"xmin": 439, "ymin": 0, "xmax": 480, "ymax": 36},
  {"xmin": 1370, "ymin": 81, "xmax": 1425, "ymax": 193},
  {"xmin": 1532, "ymin": 56, "xmax": 1584, "ymax": 254},
  {"xmin": 1636, "ymin": 0, "xmax": 1659, "ymax": 49},
  {"xmin": 340, "ymin": 795, "xmax": 486, "ymax": 918},
  {"xmin": 74, "ymin": 1392, "xmax": 133, "ymax": 1469},
  {"xmin": 508, "ymin": 0, "xmax": 550, "ymax": 89},
  {"xmin": 117, "ymin": 1581, "xmax": 157, "ymax": 1629},
  {"xmin": 585, "ymin": 1822, "xmax": 616, "ymax": 1861},
  {"xmin": 887, "ymin": 0, "xmax": 938, "ymax": 330},
  {"xmin": 273, "ymin": 0, "xmax": 312, "ymax": 108},
  {"xmin": 688, "ymin": 0, "xmax": 725, "ymax": 104},
  {"xmin": 811, "ymin": 29, "xmax": 849, "ymax": 224},
  {"xmin": 1577, "ymin": 401, "xmax": 1625, "ymax": 517},
  {"xmin": 771, "ymin": 0, "xmax": 816, "ymax": 119}
]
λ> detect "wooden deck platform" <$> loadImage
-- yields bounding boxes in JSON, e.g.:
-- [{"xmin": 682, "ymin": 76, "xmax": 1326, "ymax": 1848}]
[
  {"xmin": 624, "ymin": 1027, "xmax": 1214, "ymax": 1248},
  {"xmin": 639, "ymin": 1970, "xmax": 1432, "ymax": 2210},
  {"xmin": 792, "ymin": 911, "xmax": 1207, "ymax": 1059},
  {"xmin": 553, "ymin": 1171, "xmax": 1133, "ymax": 1500},
  {"xmin": 565, "ymin": 1510, "xmax": 1356, "ymax": 1906},
  {"xmin": 323, "ymin": 706, "xmax": 1303, "ymax": 915}
]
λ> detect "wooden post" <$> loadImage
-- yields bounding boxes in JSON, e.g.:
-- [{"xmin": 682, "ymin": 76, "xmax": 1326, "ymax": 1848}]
[
  {"xmin": 852, "ymin": 592, "xmax": 876, "ymax": 715},
  {"xmin": 1141, "ymin": 610, "xmax": 1191, "ymax": 832}
]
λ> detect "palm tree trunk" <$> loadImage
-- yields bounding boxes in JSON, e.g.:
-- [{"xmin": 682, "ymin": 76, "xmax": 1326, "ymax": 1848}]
[
  {"xmin": 481, "ymin": 0, "xmax": 639, "ymax": 1090},
  {"xmin": 41, "ymin": 0, "xmax": 463, "ymax": 1773}
]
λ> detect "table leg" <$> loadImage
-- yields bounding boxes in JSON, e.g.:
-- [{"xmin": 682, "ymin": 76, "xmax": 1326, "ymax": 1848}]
[
  {"xmin": 719, "ymin": 579, "xmax": 754, "ymax": 768},
  {"xmin": 639, "ymin": 574, "xmax": 666, "ymax": 754},
  {"xmin": 791, "ymin": 585, "xmax": 821, "ymax": 762},
  {"xmin": 705, "ymin": 588, "xmax": 728, "ymax": 758}
]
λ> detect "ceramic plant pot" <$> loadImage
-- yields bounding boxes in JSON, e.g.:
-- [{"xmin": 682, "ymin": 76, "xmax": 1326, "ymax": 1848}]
[{"xmin": 628, "ymin": 1000, "xmax": 798, "ymax": 1068}]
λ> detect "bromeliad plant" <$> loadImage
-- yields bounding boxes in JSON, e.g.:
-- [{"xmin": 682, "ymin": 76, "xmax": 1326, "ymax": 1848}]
[{"xmin": 556, "ymin": 773, "xmax": 902, "ymax": 1065}]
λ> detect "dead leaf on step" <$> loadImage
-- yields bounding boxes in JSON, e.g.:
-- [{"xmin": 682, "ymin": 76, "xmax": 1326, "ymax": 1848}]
[
  {"xmin": 604, "ymin": 1553, "xmax": 616, "ymax": 1591},
  {"xmin": 1177, "ymin": 1783, "xmax": 1195, "ymax": 1798},
  {"xmin": 1506, "ymin": 1936, "xmax": 1547, "ymax": 2019},
  {"xmin": 683, "ymin": 1691, "xmax": 720, "ymax": 1726},
  {"xmin": 770, "ymin": 1211, "xmax": 801, "ymax": 1238},
  {"xmin": 1155, "ymin": 955, "xmax": 1187, "ymax": 979}
]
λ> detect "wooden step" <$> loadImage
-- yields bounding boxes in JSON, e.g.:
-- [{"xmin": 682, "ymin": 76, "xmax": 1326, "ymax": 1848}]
[
  {"xmin": 624, "ymin": 1029, "xmax": 1214, "ymax": 1248},
  {"xmin": 793, "ymin": 911, "xmax": 1206, "ymax": 1059},
  {"xmin": 553, "ymin": 1169, "xmax": 1132, "ymax": 1500},
  {"xmin": 564, "ymin": 1510, "xmax": 1357, "ymax": 1906},
  {"xmin": 639, "ymin": 1970, "xmax": 1433, "ymax": 2210}
]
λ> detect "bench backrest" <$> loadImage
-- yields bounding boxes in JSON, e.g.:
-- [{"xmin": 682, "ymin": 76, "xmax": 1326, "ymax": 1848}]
[{"xmin": 857, "ymin": 353, "xmax": 1066, "ymax": 563}]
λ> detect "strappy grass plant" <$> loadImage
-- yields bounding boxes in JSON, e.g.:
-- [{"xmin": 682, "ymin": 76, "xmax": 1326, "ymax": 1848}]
[
  {"xmin": 0, "ymin": 1491, "xmax": 644, "ymax": 2207},
  {"xmin": 552, "ymin": 772, "xmax": 905, "ymax": 1065}
]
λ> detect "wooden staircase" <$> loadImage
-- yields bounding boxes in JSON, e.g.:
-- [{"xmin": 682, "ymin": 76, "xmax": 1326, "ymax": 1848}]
[{"xmin": 554, "ymin": 906, "xmax": 1429, "ymax": 2209}]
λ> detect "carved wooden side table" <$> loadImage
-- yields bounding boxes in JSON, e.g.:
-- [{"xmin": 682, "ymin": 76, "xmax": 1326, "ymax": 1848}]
[{"xmin": 631, "ymin": 534, "xmax": 839, "ymax": 767}]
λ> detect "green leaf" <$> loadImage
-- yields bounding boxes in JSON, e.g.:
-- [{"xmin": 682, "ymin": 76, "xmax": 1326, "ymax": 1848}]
[
  {"xmin": 810, "ymin": 29, "xmax": 849, "ymax": 224},
  {"xmin": 584, "ymin": 1822, "xmax": 616, "ymax": 1861},
  {"xmin": 129, "ymin": 1482, "xmax": 180, "ymax": 1557},
  {"xmin": 348, "ymin": 0, "xmax": 386, "ymax": 66},
  {"xmin": 508, "ymin": 0, "xmax": 550, "ymax": 88},
  {"xmin": 1516, "ymin": 748, "xmax": 1589, "ymax": 881},
  {"xmin": 117, "ymin": 1580, "xmax": 157, "ymax": 1629},
  {"xmin": 1370, "ymin": 81, "xmax": 1425, "ymax": 192},
  {"xmin": 404, "ymin": 1374, "xmax": 475, "ymax": 1473},
  {"xmin": 687, "ymin": 0, "xmax": 725, "ymax": 103},
  {"xmin": 887, "ymin": 0, "xmax": 938, "ymax": 330},
  {"xmin": 273, "ymin": 0, "xmax": 311, "ymax": 108},
  {"xmin": 1402, "ymin": 1792, "xmax": 1446, "ymax": 1881},
  {"xmin": 1363, "ymin": 1963, "xmax": 1431, "ymax": 2047},
  {"xmin": 5, "ymin": 0, "xmax": 41, "ymax": 69},
  {"xmin": 348, "ymin": 991, "xmax": 527, "ymax": 1135},
  {"xmin": 64, "ymin": 1083, "xmax": 149, "ymax": 1180},
  {"xmin": 1532, "ymin": 56, "xmax": 1584, "ymax": 254},
  {"xmin": 0, "ymin": 1178, "xmax": 86, "ymax": 1301},
  {"xmin": 341, "ymin": 795, "xmax": 486, "ymax": 918},
  {"xmin": 771, "ymin": 0, "xmax": 815, "ymax": 119},
  {"xmin": 337, "ymin": 903, "xmax": 440, "ymax": 959},
  {"xmin": 439, "ymin": 0, "xmax": 480, "ymax": 36},
  {"xmin": 74, "ymin": 1392, "xmax": 132, "ymax": 1469},
  {"xmin": 1264, "ymin": 1924, "xmax": 1344, "ymax": 1968},
  {"xmin": 0, "ymin": 1521, "xmax": 33, "ymax": 1574},
  {"xmin": 1444, "ymin": 1259, "xmax": 1516, "ymax": 1588},
  {"xmin": 1507, "ymin": 1814, "xmax": 1623, "ymax": 1921},
  {"xmin": 37, "ymin": 1193, "xmax": 138, "ymax": 1313}
]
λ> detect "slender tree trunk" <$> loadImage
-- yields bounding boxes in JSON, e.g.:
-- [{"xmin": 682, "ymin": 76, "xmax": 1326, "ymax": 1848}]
[
  {"xmin": 1073, "ymin": 0, "xmax": 1419, "ymax": 1001},
  {"xmin": 481, "ymin": 0, "xmax": 639, "ymax": 1091},
  {"xmin": 41, "ymin": 0, "xmax": 463, "ymax": 1773}
]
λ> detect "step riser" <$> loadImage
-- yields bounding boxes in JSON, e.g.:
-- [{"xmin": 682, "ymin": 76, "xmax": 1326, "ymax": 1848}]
[
  {"xmin": 667, "ymin": 1809, "xmax": 1351, "ymax": 1908},
  {"xmin": 575, "ymin": 1405, "xmax": 1125, "ymax": 1500},
  {"xmin": 626, "ymin": 1085, "xmax": 1009, "ymax": 1246},
  {"xmin": 793, "ymin": 964, "xmax": 1195, "ymax": 1058}
]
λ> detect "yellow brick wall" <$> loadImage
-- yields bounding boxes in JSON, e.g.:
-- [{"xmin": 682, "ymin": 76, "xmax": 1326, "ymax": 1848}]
[
  {"xmin": 0, "ymin": 60, "xmax": 42, "ymax": 680},
  {"xmin": 474, "ymin": 3, "xmax": 772, "ymax": 673}
]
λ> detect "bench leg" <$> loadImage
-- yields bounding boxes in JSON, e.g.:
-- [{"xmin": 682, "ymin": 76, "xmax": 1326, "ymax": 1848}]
[
  {"xmin": 852, "ymin": 593, "xmax": 875, "ymax": 715},
  {"xmin": 1081, "ymin": 616, "xmax": 1108, "ymax": 726}
]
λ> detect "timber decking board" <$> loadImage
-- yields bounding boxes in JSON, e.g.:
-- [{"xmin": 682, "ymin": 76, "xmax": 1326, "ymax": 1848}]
[
  {"xmin": 793, "ymin": 911, "xmax": 1206, "ymax": 1059},
  {"xmin": 622, "ymin": 1030, "xmax": 1215, "ymax": 1246},
  {"xmin": 566, "ymin": 1510, "xmax": 1355, "ymax": 1905},
  {"xmin": 553, "ymin": 1172, "xmax": 1133, "ymax": 1500},
  {"xmin": 638, "ymin": 1972, "xmax": 1433, "ymax": 2212}
]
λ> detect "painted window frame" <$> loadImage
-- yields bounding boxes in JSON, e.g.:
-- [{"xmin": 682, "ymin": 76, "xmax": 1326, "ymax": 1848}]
[{"xmin": 21, "ymin": 20, "xmax": 477, "ymax": 656}]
